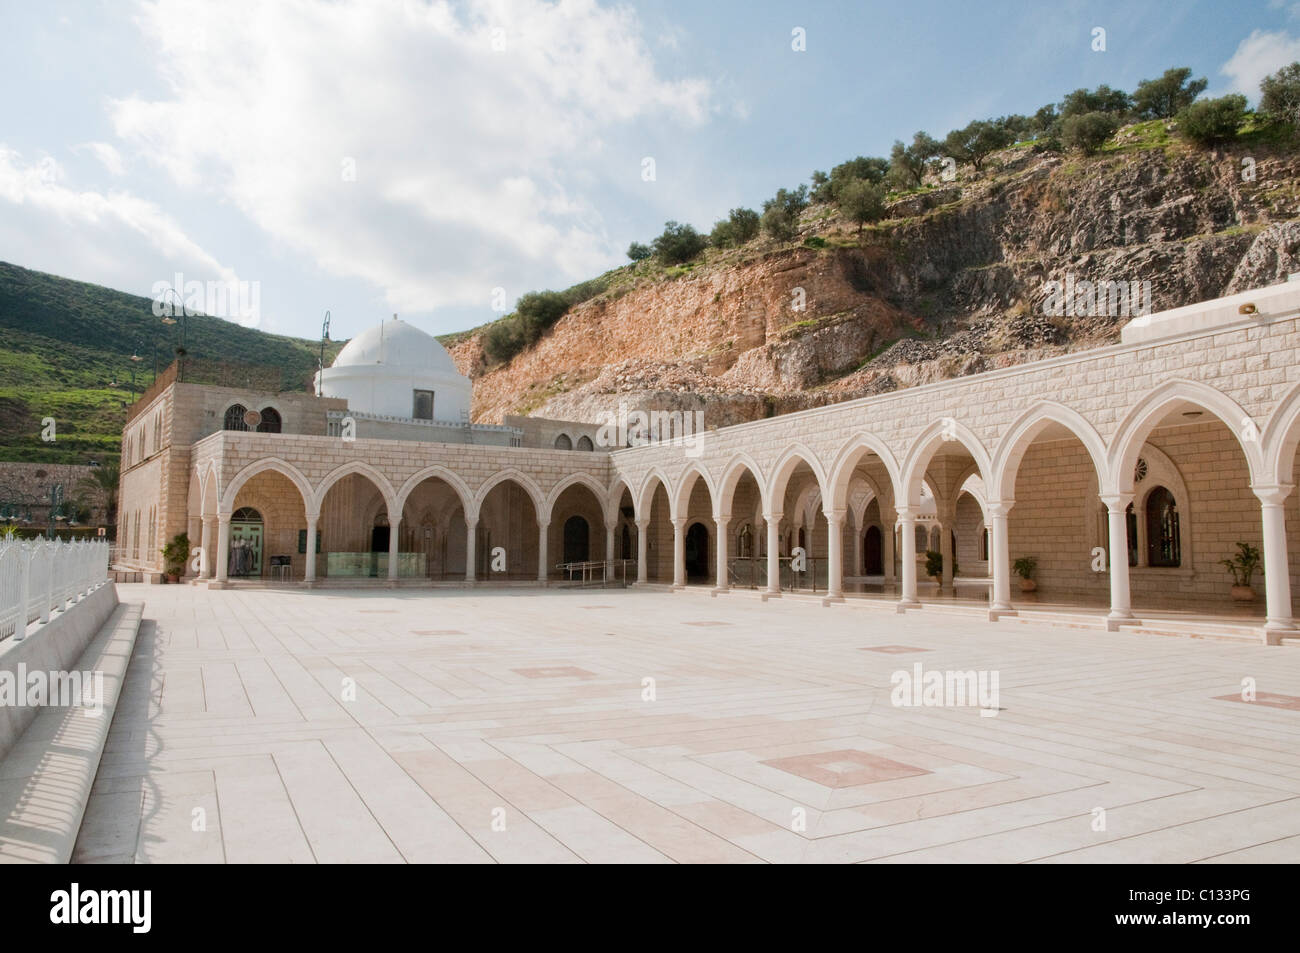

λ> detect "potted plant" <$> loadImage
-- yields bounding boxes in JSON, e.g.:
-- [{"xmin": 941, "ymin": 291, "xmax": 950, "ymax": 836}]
[
  {"xmin": 924, "ymin": 550, "xmax": 943, "ymax": 586},
  {"xmin": 1013, "ymin": 556, "xmax": 1037, "ymax": 592},
  {"xmin": 1220, "ymin": 542, "xmax": 1261, "ymax": 602},
  {"xmin": 160, "ymin": 532, "xmax": 190, "ymax": 584}
]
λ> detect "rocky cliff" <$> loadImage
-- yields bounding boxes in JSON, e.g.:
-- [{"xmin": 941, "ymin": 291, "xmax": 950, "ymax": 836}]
[{"xmin": 450, "ymin": 128, "xmax": 1300, "ymax": 427}]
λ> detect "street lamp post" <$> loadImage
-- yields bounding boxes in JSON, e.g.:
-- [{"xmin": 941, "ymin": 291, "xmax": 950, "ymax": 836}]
[{"xmin": 159, "ymin": 287, "xmax": 189, "ymax": 382}]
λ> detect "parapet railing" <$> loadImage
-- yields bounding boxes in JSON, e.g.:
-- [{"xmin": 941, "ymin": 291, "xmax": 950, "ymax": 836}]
[
  {"xmin": 555, "ymin": 559, "xmax": 637, "ymax": 588},
  {"xmin": 0, "ymin": 539, "xmax": 111, "ymax": 641},
  {"xmin": 727, "ymin": 555, "xmax": 826, "ymax": 592}
]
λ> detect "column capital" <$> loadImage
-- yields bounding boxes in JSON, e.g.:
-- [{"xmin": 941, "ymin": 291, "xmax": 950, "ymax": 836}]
[
  {"xmin": 1097, "ymin": 492, "xmax": 1134, "ymax": 512},
  {"xmin": 635, "ymin": 518, "xmax": 650, "ymax": 530},
  {"xmin": 986, "ymin": 499, "xmax": 1015, "ymax": 518},
  {"xmin": 304, "ymin": 511, "xmax": 320, "ymax": 523},
  {"xmin": 672, "ymin": 516, "xmax": 687, "ymax": 528},
  {"xmin": 536, "ymin": 519, "xmax": 550, "ymax": 530},
  {"xmin": 464, "ymin": 514, "xmax": 480, "ymax": 528},
  {"xmin": 895, "ymin": 504, "xmax": 916, "ymax": 520},
  {"xmin": 713, "ymin": 512, "xmax": 731, "ymax": 524},
  {"xmin": 763, "ymin": 510, "xmax": 783, "ymax": 523},
  {"xmin": 217, "ymin": 509, "xmax": 232, "ymax": 520},
  {"xmin": 822, "ymin": 508, "xmax": 846, "ymax": 523},
  {"xmin": 1252, "ymin": 483, "xmax": 1296, "ymax": 507}
]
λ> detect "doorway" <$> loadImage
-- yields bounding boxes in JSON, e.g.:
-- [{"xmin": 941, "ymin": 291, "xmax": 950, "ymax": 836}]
[
  {"xmin": 864, "ymin": 525, "xmax": 883, "ymax": 574},
  {"xmin": 685, "ymin": 522, "xmax": 709, "ymax": 582}
]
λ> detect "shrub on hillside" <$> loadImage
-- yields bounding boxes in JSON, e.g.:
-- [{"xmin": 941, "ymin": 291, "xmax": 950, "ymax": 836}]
[
  {"xmin": 1260, "ymin": 62, "xmax": 1300, "ymax": 131},
  {"xmin": 710, "ymin": 207, "xmax": 760, "ymax": 248},
  {"xmin": 1176, "ymin": 94, "xmax": 1248, "ymax": 145},
  {"xmin": 1061, "ymin": 111, "xmax": 1122, "ymax": 154},
  {"xmin": 652, "ymin": 221, "xmax": 707, "ymax": 265},
  {"xmin": 626, "ymin": 242, "xmax": 652, "ymax": 262},
  {"xmin": 837, "ymin": 179, "xmax": 887, "ymax": 233},
  {"xmin": 1133, "ymin": 67, "xmax": 1207, "ymax": 119}
]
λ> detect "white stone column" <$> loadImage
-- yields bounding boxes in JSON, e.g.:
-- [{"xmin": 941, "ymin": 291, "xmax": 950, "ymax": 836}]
[
  {"xmin": 304, "ymin": 514, "xmax": 318, "ymax": 583},
  {"xmin": 825, "ymin": 509, "xmax": 845, "ymax": 600},
  {"xmin": 672, "ymin": 517, "xmax": 686, "ymax": 589},
  {"xmin": 898, "ymin": 505, "xmax": 919, "ymax": 607},
  {"xmin": 387, "ymin": 509, "xmax": 401, "ymax": 583},
  {"xmin": 989, "ymin": 500, "xmax": 1014, "ymax": 612},
  {"xmin": 199, "ymin": 516, "xmax": 214, "ymax": 578},
  {"xmin": 1254, "ymin": 484, "xmax": 1296, "ymax": 642},
  {"xmin": 464, "ymin": 517, "xmax": 478, "ymax": 584},
  {"xmin": 215, "ymin": 513, "xmax": 231, "ymax": 582},
  {"xmin": 604, "ymin": 522, "xmax": 615, "ymax": 563},
  {"xmin": 765, "ymin": 511, "xmax": 782, "ymax": 596},
  {"xmin": 714, "ymin": 514, "xmax": 730, "ymax": 591},
  {"xmin": 635, "ymin": 519, "xmax": 649, "ymax": 584},
  {"xmin": 1100, "ymin": 493, "xmax": 1133, "ymax": 621},
  {"xmin": 537, "ymin": 520, "xmax": 550, "ymax": 584}
]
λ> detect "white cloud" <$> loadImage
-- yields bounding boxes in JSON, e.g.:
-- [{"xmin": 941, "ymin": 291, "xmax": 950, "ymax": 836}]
[
  {"xmin": 109, "ymin": 0, "xmax": 713, "ymax": 313},
  {"xmin": 74, "ymin": 142, "xmax": 126, "ymax": 176},
  {"xmin": 0, "ymin": 146, "xmax": 251, "ymax": 318},
  {"xmin": 1220, "ymin": 29, "xmax": 1300, "ymax": 100}
]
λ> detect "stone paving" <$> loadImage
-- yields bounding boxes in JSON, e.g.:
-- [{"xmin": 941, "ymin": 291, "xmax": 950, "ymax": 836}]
[{"xmin": 73, "ymin": 584, "xmax": 1300, "ymax": 863}]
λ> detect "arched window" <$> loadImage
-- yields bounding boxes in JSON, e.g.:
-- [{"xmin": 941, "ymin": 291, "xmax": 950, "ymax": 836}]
[
  {"xmin": 929, "ymin": 526, "xmax": 941, "ymax": 552},
  {"xmin": 554, "ymin": 433, "xmax": 573, "ymax": 450},
  {"xmin": 257, "ymin": 408, "xmax": 282, "ymax": 434},
  {"xmin": 576, "ymin": 435, "xmax": 594, "ymax": 451},
  {"xmin": 154, "ymin": 411, "xmax": 162, "ymax": 452},
  {"xmin": 232, "ymin": 507, "xmax": 263, "ymax": 522},
  {"xmin": 1145, "ymin": 486, "xmax": 1181, "ymax": 567},
  {"xmin": 224, "ymin": 404, "xmax": 249, "ymax": 431},
  {"xmin": 914, "ymin": 524, "xmax": 927, "ymax": 552}
]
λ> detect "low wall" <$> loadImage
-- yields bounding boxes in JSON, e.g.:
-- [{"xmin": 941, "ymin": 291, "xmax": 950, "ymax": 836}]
[{"xmin": 0, "ymin": 583, "xmax": 119, "ymax": 761}]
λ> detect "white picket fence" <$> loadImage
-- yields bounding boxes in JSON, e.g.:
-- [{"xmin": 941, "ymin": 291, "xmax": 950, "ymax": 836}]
[{"xmin": 0, "ymin": 539, "xmax": 111, "ymax": 642}]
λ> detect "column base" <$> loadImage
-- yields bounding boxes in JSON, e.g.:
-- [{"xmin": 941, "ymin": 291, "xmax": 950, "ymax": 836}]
[
  {"xmin": 988, "ymin": 607, "xmax": 1018, "ymax": 621},
  {"xmin": 1263, "ymin": 620, "xmax": 1297, "ymax": 645},
  {"xmin": 761, "ymin": 591, "xmax": 781, "ymax": 602},
  {"xmin": 822, "ymin": 594, "xmax": 845, "ymax": 606},
  {"xmin": 896, "ymin": 598, "xmax": 920, "ymax": 613},
  {"xmin": 1106, "ymin": 616, "xmax": 1143, "ymax": 632},
  {"xmin": 710, "ymin": 587, "xmax": 730, "ymax": 597},
  {"xmin": 385, "ymin": 580, "xmax": 398, "ymax": 589}
]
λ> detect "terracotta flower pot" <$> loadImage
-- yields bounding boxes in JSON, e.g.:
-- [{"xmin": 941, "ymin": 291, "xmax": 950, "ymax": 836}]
[
  {"xmin": 1018, "ymin": 577, "xmax": 1037, "ymax": 592},
  {"xmin": 1230, "ymin": 585, "xmax": 1256, "ymax": 602}
]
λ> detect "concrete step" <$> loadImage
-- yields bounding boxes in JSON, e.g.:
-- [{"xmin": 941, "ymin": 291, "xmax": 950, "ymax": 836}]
[{"xmin": 0, "ymin": 602, "xmax": 143, "ymax": 864}]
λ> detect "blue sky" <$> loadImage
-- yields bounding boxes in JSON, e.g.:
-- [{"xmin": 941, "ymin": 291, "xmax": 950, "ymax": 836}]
[{"xmin": 1, "ymin": 0, "xmax": 1298, "ymax": 345}]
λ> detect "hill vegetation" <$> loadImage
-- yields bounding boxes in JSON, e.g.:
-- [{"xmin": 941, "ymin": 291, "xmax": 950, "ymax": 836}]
[{"xmin": 0, "ymin": 262, "xmax": 342, "ymax": 463}]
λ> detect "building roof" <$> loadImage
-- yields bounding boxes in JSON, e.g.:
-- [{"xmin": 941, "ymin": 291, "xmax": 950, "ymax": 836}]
[{"xmin": 332, "ymin": 318, "xmax": 458, "ymax": 374}]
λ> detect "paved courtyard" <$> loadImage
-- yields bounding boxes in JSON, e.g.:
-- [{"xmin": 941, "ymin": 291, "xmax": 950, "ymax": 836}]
[{"xmin": 74, "ymin": 584, "xmax": 1300, "ymax": 864}]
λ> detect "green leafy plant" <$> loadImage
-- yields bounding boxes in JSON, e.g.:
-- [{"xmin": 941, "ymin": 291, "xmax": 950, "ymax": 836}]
[
  {"xmin": 924, "ymin": 549, "xmax": 943, "ymax": 579},
  {"xmin": 161, "ymin": 532, "xmax": 190, "ymax": 578},
  {"xmin": 1219, "ymin": 542, "xmax": 1262, "ymax": 588},
  {"xmin": 1013, "ymin": 556, "xmax": 1036, "ymax": 580}
]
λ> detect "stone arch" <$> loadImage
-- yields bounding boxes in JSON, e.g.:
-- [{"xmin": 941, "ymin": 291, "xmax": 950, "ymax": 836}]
[
  {"xmin": 673, "ymin": 461, "xmax": 716, "ymax": 522},
  {"xmin": 636, "ymin": 467, "xmax": 675, "ymax": 521},
  {"xmin": 715, "ymin": 452, "xmax": 767, "ymax": 517},
  {"xmin": 900, "ymin": 419, "xmax": 994, "ymax": 507},
  {"xmin": 395, "ymin": 465, "xmax": 474, "ymax": 518},
  {"xmin": 221, "ymin": 458, "xmax": 313, "ymax": 514},
  {"xmin": 991, "ymin": 401, "xmax": 1110, "ymax": 501},
  {"xmin": 472, "ymin": 468, "xmax": 545, "ymax": 522},
  {"xmin": 606, "ymin": 476, "xmax": 635, "ymax": 526},
  {"xmin": 313, "ymin": 461, "xmax": 399, "ymax": 518},
  {"xmin": 1261, "ymin": 379, "xmax": 1300, "ymax": 486},
  {"xmin": 827, "ymin": 431, "xmax": 902, "ymax": 513},
  {"xmin": 1110, "ymin": 379, "xmax": 1263, "ymax": 494},
  {"xmin": 543, "ymin": 471, "xmax": 609, "ymax": 525},
  {"xmin": 765, "ymin": 443, "xmax": 829, "ymax": 516},
  {"xmin": 554, "ymin": 433, "xmax": 573, "ymax": 451}
]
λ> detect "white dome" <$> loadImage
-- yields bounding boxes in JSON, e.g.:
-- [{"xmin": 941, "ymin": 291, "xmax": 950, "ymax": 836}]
[
  {"xmin": 317, "ymin": 317, "xmax": 472, "ymax": 423},
  {"xmin": 332, "ymin": 318, "xmax": 457, "ymax": 373}
]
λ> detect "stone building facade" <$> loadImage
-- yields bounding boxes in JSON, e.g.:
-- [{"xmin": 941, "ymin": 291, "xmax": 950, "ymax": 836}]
[{"xmin": 117, "ymin": 279, "xmax": 1300, "ymax": 643}]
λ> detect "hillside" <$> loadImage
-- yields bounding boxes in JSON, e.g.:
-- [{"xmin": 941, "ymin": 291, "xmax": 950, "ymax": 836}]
[
  {"xmin": 449, "ymin": 126, "xmax": 1300, "ymax": 427},
  {"xmin": 0, "ymin": 263, "xmax": 343, "ymax": 463}
]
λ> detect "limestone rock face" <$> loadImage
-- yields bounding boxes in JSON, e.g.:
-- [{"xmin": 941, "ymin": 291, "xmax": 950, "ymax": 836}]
[{"xmin": 449, "ymin": 139, "xmax": 1300, "ymax": 427}]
